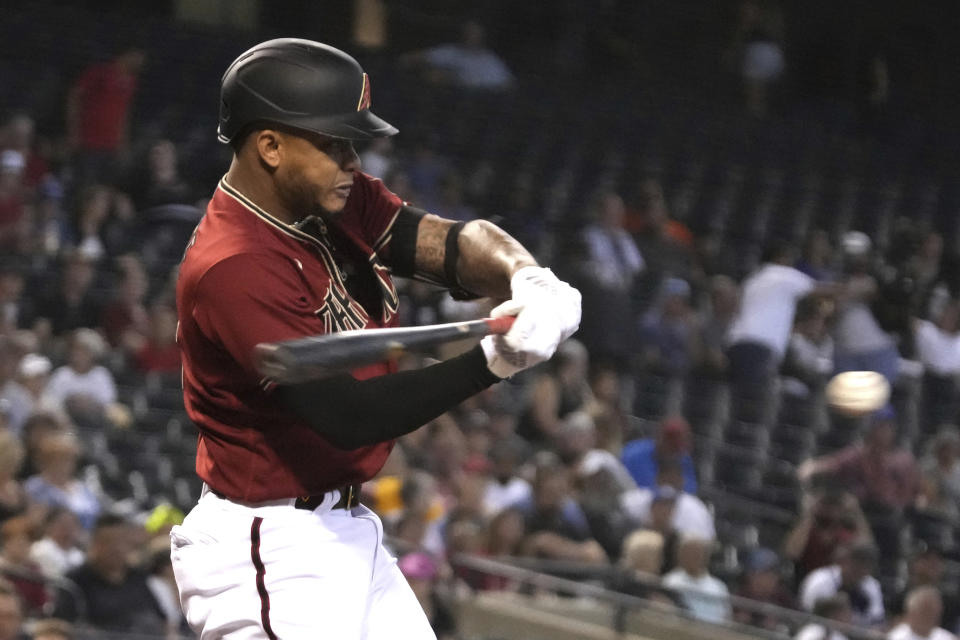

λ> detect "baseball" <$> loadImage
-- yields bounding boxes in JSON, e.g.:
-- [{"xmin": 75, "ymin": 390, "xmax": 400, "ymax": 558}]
[{"xmin": 825, "ymin": 371, "xmax": 891, "ymax": 417}]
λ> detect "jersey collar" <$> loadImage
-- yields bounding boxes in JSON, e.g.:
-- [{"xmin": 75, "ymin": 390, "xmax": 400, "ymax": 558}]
[{"xmin": 218, "ymin": 176, "xmax": 324, "ymax": 247}]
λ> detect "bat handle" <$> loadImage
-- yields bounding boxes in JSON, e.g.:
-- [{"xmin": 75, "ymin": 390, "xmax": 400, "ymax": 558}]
[{"xmin": 483, "ymin": 315, "xmax": 516, "ymax": 335}]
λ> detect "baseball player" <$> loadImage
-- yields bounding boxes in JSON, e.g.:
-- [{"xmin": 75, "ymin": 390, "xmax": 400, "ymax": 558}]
[{"xmin": 170, "ymin": 38, "xmax": 581, "ymax": 640}]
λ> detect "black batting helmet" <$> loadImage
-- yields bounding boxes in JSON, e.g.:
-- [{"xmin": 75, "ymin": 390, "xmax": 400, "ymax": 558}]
[{"xmin": 217, "ymin": 38, "xmax": 398, "ymax": 144}]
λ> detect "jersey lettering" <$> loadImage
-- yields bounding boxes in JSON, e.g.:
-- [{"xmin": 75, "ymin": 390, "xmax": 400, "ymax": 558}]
[{"xmin": 316, "ymin": 283, "xmax": 367, "ymax": 333}]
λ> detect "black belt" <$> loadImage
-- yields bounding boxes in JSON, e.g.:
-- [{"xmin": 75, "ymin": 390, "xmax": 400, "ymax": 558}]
[
  {"xmin": 209, "ymin": 484, "xmax": 361, "ymax": 511},
  {"xmin": 295, "ymin": 484, "xmax": 361, "ymax": 511}
]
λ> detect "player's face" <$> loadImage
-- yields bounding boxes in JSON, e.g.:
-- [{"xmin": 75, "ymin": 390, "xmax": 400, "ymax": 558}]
[{"xmin": 277, "ymin": 132, "xmax": 359, "ymax": 217}]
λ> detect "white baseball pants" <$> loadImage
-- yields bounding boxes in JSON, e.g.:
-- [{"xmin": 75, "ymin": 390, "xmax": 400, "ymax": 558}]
[{"xmin": 170, "ymin": 488, "xmax": 436, "ymax": 639}]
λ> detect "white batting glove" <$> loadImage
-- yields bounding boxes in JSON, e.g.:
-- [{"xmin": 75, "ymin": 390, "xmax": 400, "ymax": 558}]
[
  {"xmin": 480, "ymin": 269, "xmax": 582, "ymax": 379},
  {"xmin": 509, "ymin": 266, "xmax": 582, "ymax": 341}
]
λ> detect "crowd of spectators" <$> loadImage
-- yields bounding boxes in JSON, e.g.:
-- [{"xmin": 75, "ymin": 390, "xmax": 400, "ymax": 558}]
[{"xmin": 0, "ymin": 4, "xmax": 958, "ymax": 640}]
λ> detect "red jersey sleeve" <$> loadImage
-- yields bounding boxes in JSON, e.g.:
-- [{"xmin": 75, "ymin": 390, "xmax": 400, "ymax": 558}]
[
  {"xmin": 192, "ymin": 252, "xmax": 324, "ymax": 381},
  {"xmin": 347, "ymin": 173, "xmax": 403, "ymax": 254}
]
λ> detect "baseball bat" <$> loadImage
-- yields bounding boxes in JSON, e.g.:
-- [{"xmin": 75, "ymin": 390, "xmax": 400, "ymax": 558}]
[{"xmin": 253, "ymin": 316, "xmax": 515, "ymax": 383}]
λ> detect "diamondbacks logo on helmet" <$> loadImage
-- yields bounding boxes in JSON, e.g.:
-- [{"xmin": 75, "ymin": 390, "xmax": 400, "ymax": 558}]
[{"xmin": 357, "ymin": 73, "xmax": 371, "ymax": 111}]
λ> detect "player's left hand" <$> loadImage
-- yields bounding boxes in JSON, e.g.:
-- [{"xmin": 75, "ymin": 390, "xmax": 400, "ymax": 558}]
[{"xmin": 508, "ymin": 266, "xmax": 581, "ymax": 341}]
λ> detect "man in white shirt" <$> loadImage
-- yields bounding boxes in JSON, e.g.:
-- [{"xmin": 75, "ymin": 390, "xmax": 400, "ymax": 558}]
[
  {"xmin": 726, "ymin": 242, "xmax": 830, "ymax": 419},
  {"xmin": 620, "ymin": 459, "xmax": 715, "ymax": 540},
  {"xmin": 799, "ymin": 543, "xmax": 884, "ymax": 629},
  {"xmin": 663, "ymin": 535, "xmax": 731, "ymax": 624},
  {"xmin": 887, "ymin": 586, "xmax": 956, "ymax": 640}
]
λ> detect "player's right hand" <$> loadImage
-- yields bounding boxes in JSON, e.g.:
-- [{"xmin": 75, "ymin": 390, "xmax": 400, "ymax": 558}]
[{"xmin": 480, "ymin": 297, "xmax": 564, "ymax": 379}]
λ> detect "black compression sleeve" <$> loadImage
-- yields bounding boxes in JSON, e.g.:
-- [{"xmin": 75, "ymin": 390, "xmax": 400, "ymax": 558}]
[
  {"xmin": 276, "ymin": 344, "xmax": 500, "ymax": 450},
  {"xmin": 388, "ymin": 206, "xmax": 425, "ymax": 277}
]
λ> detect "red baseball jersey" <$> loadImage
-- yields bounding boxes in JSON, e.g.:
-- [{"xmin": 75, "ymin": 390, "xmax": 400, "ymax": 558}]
[{"xmin": 177, "ymin": 173, "xmax": 403, "ymax": 501}]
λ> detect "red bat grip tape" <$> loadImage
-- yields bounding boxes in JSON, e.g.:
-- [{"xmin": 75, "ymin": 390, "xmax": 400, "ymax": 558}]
[{"xmin": 483, "ymin": 316, "xmax": 516, "ymax": 335}]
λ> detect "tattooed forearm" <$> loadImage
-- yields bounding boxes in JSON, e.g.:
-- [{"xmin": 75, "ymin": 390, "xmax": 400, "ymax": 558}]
[
  {"xmin": 414, "ymin": 215, "xmax": 537, "ymax": 299},
  {"xmin": 457, "ymin": 220, "xmax": 536, "ymax": 299},
  {"xmin": 414, "ymin": 214, "xmax": 448, "ymax": 277}
]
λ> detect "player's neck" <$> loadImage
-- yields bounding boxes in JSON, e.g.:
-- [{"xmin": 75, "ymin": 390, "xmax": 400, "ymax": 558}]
[{"xmin": 225, "ymin": 159, "xmax": 299, "ymax": 225}]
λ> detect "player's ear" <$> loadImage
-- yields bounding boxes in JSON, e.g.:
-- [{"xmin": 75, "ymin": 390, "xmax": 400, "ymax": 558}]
[{"xmin": 255, "ymin": 129, "xmax": 282, "ymax": 170}]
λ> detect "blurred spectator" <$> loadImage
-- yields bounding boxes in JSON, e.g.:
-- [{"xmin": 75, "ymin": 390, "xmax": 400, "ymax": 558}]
[
  {"xmin": 23, "ymin": 431, "xmax": 101, "ymax": 530},
  {"xmin": 0, "ymin": 113, "xmax": 47, "ymax": 190},
  {"xmin": 397, "ymin": 552, "xmax": 457, "ymax": 640},
  {"xmin": 67, "ymin": 46, "xmax": 146, "ymax": 187},
  {"xmin": 914, "ymin": 301, "xmax": 960, "ymax": 427},
  {"xmin": 726, "ymin": 242, "xmax": 823, "ymax": 415},
  {"xmin": 28, "ymin": 619, "xmax": 72, "ymax": 640},
  {"xmin": 129, "ymin": 140, "xmax": 195, "ymax": 210},
  {"xmin": 887, "ymin": 545, "xmax": 959, "ymax": 634},
  {"xmin": 28, "ymin": 508, "xmax": 84, "ymax": 580},
  {"xmin": 794, "ymin": 594, "xmax": 853, "ymax": 640},
  {"xmin": 621, "ymin": 416, "xmax": 698, "ymax": 493},
  {"xmin": 732, "ymin": 547, "xmax": 795, "ymax": 631},
  {"xmin": 638, "ymin": 278, "xmax": 697, "ymax": 377},
  {"xmin": 575, "ymin": 192, "xmax": 644, "ymax": 367},
  {"xmin": 556, "ymin": 410, "xmax": 634, "ymax": 490},
  {"xmin": 628, "ymin": 178, "xmax": 695, "ymax": 292},
  {"xmin": 728, "ymin": 0, "xmax": 785, "ymax": 116},
  {"xmin": 0, "ymin": 431, "xmax": 27, "ymax": 522},
  {"xmin": 621, "ymin": 459, "xmax": 715, "ymax": 541},
  {"xmin": 784, "ymin": 491, "xmax": 873, "ymax": 581},
  {"xmin": 576, "ymin": 456, "xmax": 637, "ymax": 560},
  {"xmin": 71, "ymin": 184, "xmax": 123, "ymax": 262},
  {"xmin": 799, "ymin": 408, "xmax": 921, "ymax": 512},
  {"xmin": 0, "ymin": 265, "xmax": 30, "ymax": 336},
  {"xmin": 516, "ymin": 455, "xmax": 607, "ymax": 564},
  {"xmin": 15, "ymin": 355, "xmax": 57, "ymax": 421},
  {"xmin": 620, "ymin": 529, "xmax": 665, "ymax": 579},
  {"xmin": 394, "ymin": 470, "xmax": 446, "ymax": 557},
  {"xmin": 918, "ymin": 427, "xmax": 960, "ymax": 518},
  {"xmin": 100, "ymin": 255, "xmax": 149, "ymax": 348},
  {"xmin": 0, "ymin": 517, "xmax": 47, "ymax": 616},
  {"xmin": 663, "ymin": 535, "xmax": 731, "ymax": 624},
  {"xmin": 358, "ymin": 138, "xmax": 394, "ymax": 181},
  {"xmin": 586, "ymin": 363, "xmax": 630, "ymax": 453},
  {"xmin": 52, "ymin": 514, "xmax": 165, "ymax": 634},
  {"xmin": 484, "ymin": 507, "xmax": 526, "ymax": 558},
  {"xmin": 887, "ymin": 586, "xmax": 954, "ymax": 640},
  {"xmin": 132, "ymin": 303, "xmax": 181, "ymax": 374},
  {"xmin": 782, "ymin": 295, "xmax": 835, "ymax": 396},
  {"xmin": 30, "ymin": 178, "xmax": 69, "ymax": 260},
  {"xmin": 833, "ymin": 231, "xmax": 900, "ymax": 384},
  {"xmin": 408, "ymin": 20, "xmax": 514, "ymax": 91},
  {"xmin": 797, "ymin": 229, "xmax": 838, "ymax": 282},
  {"xmin": 0, "ymin": 150, "xmax": 29, "ymax": 254},
  {"xmin": 482, "ymin": 437, "xmax": 531, "ymax": 516},
  {"xmin": 144, "ymin": 538, "xmax": 187, "ymax": 639},
  {"xmin": 799, "ymin": 543, "xmax": 884, "ymax": 628},
  {"xmin": 516, "ymin": 339, "xmax": 592, "ymax": 447},
  {"xmin": 0, "ymin": 341, "xmax": 32, "ymax": 436},
  {"xmin": 32, "ymin": 251, "xmax": 102, "ymax": 337},
  {"xmin": 692, "ymin": 275, "xmax": 740, "ymax": 376},
  {"xmin": 17, "ymin": 413, "xmax": 66, "ymax": 481},
  {"xmin": 615, "ymin": 529, "xmax": 679, "ymax": 606},
  {"xmin": 0, "ymin": 579, "xmax": 23, "ymax": 640},
  {"xmin": 44, "ymin": 329, "xmax": 117, "ymax": 420}
]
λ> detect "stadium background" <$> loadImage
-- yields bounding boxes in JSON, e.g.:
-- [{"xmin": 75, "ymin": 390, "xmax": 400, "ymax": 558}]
[{"xmin": 1, "ymin": 1, "xmax": 960, "ymax": 639}]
